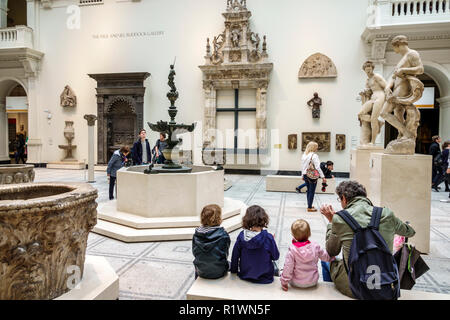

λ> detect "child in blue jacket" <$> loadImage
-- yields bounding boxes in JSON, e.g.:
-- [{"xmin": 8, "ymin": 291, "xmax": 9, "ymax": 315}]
[{"xmin": 230, "ymin": 205, "xmax": 280, "ymax": 284}]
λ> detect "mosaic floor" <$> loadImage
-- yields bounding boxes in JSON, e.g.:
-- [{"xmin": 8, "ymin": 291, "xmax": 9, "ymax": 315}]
[{"xmin": 34, "ymin": 168, "xmax": 450, "ymax": 299}]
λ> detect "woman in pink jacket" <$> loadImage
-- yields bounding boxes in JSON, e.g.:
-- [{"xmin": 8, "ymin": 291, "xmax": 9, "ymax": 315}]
[{"xmin": 281, "ymin": 219, "xmax": 334, "ymax": 290}]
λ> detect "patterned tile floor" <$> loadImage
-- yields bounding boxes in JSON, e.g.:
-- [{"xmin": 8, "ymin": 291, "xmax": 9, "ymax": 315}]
[{"xmin": 34, "ymin": 168, "xmax": 450, "ymax": 299}]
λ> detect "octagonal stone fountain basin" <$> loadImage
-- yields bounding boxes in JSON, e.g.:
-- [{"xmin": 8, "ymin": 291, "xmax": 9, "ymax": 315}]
[
  {"xmin": 0, "ymin": 183, "xmax": 98, "ymax": 300},
  {"xmin": 117, "ymin": 165, "xmax": 224, "ymax": 218},
  {"xmin": 0, "ymin": 164, "xmax": 35, "ymax": 184}
]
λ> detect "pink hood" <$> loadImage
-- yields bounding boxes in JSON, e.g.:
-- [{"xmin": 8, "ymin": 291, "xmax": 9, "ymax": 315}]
[{"xmin": 280, "ymin": 241, "xmax": 334, "ymax": 287}]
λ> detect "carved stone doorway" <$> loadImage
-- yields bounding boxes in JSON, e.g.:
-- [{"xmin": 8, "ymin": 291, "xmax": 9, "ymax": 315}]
[
  {"xmin": 88, "ymin": 72, "xmax": 151, "ymax": 164},
  {"xmin": 106, "ymin": 97, "xmax": 136, "ymax": 161}
]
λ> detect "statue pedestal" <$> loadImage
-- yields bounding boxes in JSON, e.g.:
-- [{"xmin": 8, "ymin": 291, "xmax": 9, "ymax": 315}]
[
  {"xmin": 369, "ymin": 153, "xmax": 432, "ymax": 253},
  {"xmin": 47, "ymin": 161, "xmax": 85, "ymax": 170},
  {"xmin": 350, "ymin": 146, "xmax": 384, "ymax": 195}
]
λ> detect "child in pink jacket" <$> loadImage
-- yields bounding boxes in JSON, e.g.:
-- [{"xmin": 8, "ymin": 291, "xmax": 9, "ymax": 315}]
[{"xmin": 280, "ymin": 219, "xmax": 334, "ymax": 291}]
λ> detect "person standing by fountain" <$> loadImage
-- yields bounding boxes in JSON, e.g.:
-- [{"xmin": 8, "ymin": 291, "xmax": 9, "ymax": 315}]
[
  {"xmin": 107, "ymin": 146, "xmax": 130, "ymax": 200},
  {"xmin": 154, "ymin": 132, "xmax": 168, "ymax": 165},
  {"xmin": 14, "ymin": 134, "xmax": 26, "ymax": 164},
  {"xmin": 132, "ymin": 129, "xmax": 152, "ymax": 166}
]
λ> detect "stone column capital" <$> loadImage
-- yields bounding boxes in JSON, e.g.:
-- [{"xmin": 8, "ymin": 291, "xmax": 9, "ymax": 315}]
[
  {"xmin": 84, "ymin": 114, "xmax": 98, "ymax": 126},
  {"xmin": 437, "ymin": 95, "xmax": 450, "ymax": 108}
]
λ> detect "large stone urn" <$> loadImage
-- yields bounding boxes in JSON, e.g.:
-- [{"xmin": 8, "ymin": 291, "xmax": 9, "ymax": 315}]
[
  {"xmin": 0, "ymin": 183, "xmax": 97, "ymax": 300},
  {"xmin": 0, "ymin": 164, "xmax": 35, "ymax": 184}
]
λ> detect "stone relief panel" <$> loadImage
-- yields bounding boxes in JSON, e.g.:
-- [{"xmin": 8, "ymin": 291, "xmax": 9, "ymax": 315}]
[
  {"xmin": 301, "ymin": 132, "xmax": 331, "ymax": 152},
  {"xmin": 60, "ymin": 85, "xmax": 77, "ymax": 108},
  {"xmin": 298, "ymin": 53, "xmax": 337, "ymax": 79},
  {"xmin": 336, "ymin": 134, "xmax": 346, "ymax": 151},
  {"xmin": 288, "ymin": 134, "xmax": 297, "ymax": 150}
]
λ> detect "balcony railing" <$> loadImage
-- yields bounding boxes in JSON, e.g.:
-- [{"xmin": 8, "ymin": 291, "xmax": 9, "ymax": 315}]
[
  {"xmin": 0, "ymin": 26, "xmax": 34, "ymax": 50},
  {"xmin": 370, "ymin": 0, "xmax": 450, "ymax": 26}
]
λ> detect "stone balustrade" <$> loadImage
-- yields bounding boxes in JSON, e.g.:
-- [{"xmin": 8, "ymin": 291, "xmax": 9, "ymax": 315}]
[
  {"xmin": 369, "ymin": 0, "xmax": 450, "ymax": 26},
  {"xmin": 0, "ymin": 25, "xmax": 34, "ymax": 50}
]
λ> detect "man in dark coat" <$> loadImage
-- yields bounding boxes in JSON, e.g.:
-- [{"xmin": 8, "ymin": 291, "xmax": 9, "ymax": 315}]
[
  {"xmin": 14, "ymin": 134, "xmax": 26, "ymax": 164},
  {"xmin": 132, "ymin": 129, "xmax": 152, "ymax": 165},
  {"xmin": 429, "ymin": 135, "xmax": 443, "ymax": 191}
]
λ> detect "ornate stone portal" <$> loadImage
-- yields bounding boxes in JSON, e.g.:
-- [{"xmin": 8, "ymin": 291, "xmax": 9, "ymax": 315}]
[
  {"xmin": 0, "ymin": 183, "xmax": 97, "ymax": 300},
  {"xmin": 199, "ymin": 0, "xmax": 273, "ymax": 150},
  {"xmin": 88, "ymin": 73, "xmax": 150, "ymax": 164}
]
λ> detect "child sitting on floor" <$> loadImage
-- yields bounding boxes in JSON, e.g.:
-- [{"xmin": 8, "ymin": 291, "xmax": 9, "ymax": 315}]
[
  {"xmin": 192, "ymin": 204, "xmax": 231, "ymax": 279},
  {"xmin": 230, "ymin": 205, "xmax": 280, "ymax": 284},
  {"xmin": 280, "ymin": 219, "xmax": 334, "ymax": 291}
]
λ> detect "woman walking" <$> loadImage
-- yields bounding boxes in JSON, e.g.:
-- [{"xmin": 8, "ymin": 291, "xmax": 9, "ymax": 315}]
[{"xmin": 302, "ymin": 142, "xmax": 326, "ymax": 212}]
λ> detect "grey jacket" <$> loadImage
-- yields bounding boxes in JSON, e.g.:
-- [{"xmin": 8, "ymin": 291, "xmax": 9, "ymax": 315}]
[{"xmin": 107, "ymin": 150, "xmax": 126, "ymax": 177}]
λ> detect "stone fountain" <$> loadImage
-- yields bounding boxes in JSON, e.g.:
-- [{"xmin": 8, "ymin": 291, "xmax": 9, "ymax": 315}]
[
  {"xmin": 0, "ymin": 183, "xmax": 98, "ymax": 300},
  {"xmin": 147, "ymin": 64, "xmax": 195, "ymax": 173},
  {"xmin": 92, "ymin": 63, "xmax": 246, "ymax": 243},
  {"xmin": 48, "ymin": 121, "xmax": 85, "ymax": 169}
]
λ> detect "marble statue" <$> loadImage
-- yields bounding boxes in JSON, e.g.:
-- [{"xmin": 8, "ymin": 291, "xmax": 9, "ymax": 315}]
[
  {"xmin": 380, "ymin": 35, "xmax": 424, "ymax": 155},
  {"xmin": 231, "ymin": 28, "xmax": 241, "ymax": 47},
  {"xmin": 307, "ymin": 93, "xmax": 322, "ymax": 119},
  {"xmin": 358, "ymin": 61, "xmax": 387, "ymax": 146}
]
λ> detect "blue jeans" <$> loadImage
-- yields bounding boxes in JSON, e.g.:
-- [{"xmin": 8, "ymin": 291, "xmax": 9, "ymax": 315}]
[
  {"xmin": 321, "ymin": 261, "xmax": 332, "ymax": 282},
  {"xmin": 297, "ymin": 182, "xmax": 307, "ymax": 191},
  {"xmin": 304, "ymin": 175, "xmax": 317, "ymax": 209}
]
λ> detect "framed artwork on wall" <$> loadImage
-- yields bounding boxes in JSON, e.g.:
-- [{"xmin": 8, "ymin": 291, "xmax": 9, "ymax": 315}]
[
  {"xmin": 301, "ymin": 132, "xmax": 331, "ymax": 152},
  {"xmin": 336, "ymin": 134, "xmax": 346, "ymax": 151},
  {"xmin": 288, "ymin": 134, "xmax": 297, "ymax": 150}
]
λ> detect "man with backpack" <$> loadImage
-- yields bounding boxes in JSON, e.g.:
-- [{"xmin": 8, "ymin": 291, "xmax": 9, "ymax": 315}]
[{"xmin": 320, "ymin": 181, "xmax": 416, "ymax": 299}]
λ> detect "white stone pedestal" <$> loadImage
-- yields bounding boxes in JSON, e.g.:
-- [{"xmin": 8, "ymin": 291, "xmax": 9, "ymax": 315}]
[
  {"xmin": 350, "ymin": 146, "xmax": 384, "ymax": 195},
  {"xmin": 369, "ymin": 153, "xmax": 432, "ymax": 253},
  {"xmin": 55, "ymin": 255, "xmax": 119, "ymax": 300},
  {"xmin": 47, "ymin": 161, "xmax": 85, "ymax": 170}
]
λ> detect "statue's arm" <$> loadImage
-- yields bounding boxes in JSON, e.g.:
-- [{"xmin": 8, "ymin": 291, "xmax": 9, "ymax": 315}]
[{"xmin": 399, "ymin": 51, "xmax": 424, "ymax": 75}]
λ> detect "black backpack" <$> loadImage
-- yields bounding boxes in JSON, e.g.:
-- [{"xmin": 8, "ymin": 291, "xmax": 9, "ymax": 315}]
[{"xmin": 337, "ymin": 207, "xmax": 401, "ymax": 300}]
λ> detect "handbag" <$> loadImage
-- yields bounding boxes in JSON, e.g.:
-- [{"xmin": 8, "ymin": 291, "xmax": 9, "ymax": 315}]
[{"xmin": 305, "ymin": 155, "xmax": 320, "ymax": 181}]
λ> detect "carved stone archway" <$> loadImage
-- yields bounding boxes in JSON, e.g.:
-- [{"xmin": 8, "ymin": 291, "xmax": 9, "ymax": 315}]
[{"xmin": 88, "ymin": 73, "xmax": 150, "ymax": 164}]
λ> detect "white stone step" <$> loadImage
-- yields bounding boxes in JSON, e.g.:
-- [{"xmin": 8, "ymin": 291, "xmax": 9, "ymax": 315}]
[
  {"xmin": 93, "ymin": 199, "xmax": 246, "ymax": 242},
  {"xmin": 186, "ymin": 273, "xmax": 450, "ymax": 301},
  {"xmin": 55, "ymin": 255, "xmax": 119, "ymax": 300},
  {"xmin": 266, "ymin": 175, "xmax": 336, "ymax": 194},
  {"xmin": 97, "ymin": 197, "xmax": 242, "ymax": 229}
]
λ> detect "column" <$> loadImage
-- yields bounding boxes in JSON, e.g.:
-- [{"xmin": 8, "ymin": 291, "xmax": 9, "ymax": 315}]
[
  {"xmin": 0, "ymin": 0, "xmax": 7, "ymax": 29},
  {"xmin": 26, "ymin": 76, "xmax": 42, "ymax": 164},
  {"xmin": 438, "ymin": 95, "xmax": 450, "ymax": 140},
  {"xmin": 0, "ymin": 99, "xmax": 9, "ymax": 162},
  {"xmin": 26, "ymin": 0, "xmax": 40, "ymax": 49},
  {"xmin": 203, "ymin": 83, "xmax": 217, "ymax": 148},
  {"xmin": 256, "ymin": 85, "xmax": 267, "ymax": 149},
  {"xmin": 84, "ymin": 115, "xmax": 97, "ymax": 183}
]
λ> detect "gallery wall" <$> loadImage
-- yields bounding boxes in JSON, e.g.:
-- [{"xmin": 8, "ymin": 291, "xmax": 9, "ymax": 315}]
[{"xmin": 36, "ymin": 0, "xmax": 375, "ymax": 172}]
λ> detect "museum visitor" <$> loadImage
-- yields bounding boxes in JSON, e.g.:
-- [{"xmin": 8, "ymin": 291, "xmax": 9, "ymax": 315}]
[
  {"xmin": 302, "ymin": 142, "xmax": 326, "ymax": 212},
  {"xmin": 132, "ymin": 129, "xmax": 152, "ymax": 166},
  {"xmin": 320, "ymin": 180, "xmax": 416, "ymax": 298},
  {"xmin": 107, "ymin": 146, "xmax": 131, "ymax": 200}
]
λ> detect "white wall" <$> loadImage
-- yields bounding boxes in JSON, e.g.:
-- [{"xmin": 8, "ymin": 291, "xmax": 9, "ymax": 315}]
[{"xmin": 35, "ymin": 0, "xmax": 374, "ymax": 172}]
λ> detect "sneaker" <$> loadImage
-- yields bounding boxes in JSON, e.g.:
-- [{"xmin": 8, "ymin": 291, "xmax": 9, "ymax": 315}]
[
  {"xmin": 295, "ymin": 187, "xmax": 302, "ymax": 194},
  {"xmin": 307, "ymin": 208, "xmax": 318, "ymax": 212}
]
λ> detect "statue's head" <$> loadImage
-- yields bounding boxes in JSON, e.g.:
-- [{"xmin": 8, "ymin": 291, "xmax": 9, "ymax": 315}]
[
  {"xmin": 362, "ymin": 61, "xmax": 374, "ymax": 74},
  {"xmin": 391, "ymin": 35, "xmax": 408, "ymax": 53},
  {"xmin": 313, "ymin": 92, "xmax": 318, "ymax": 97}
]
